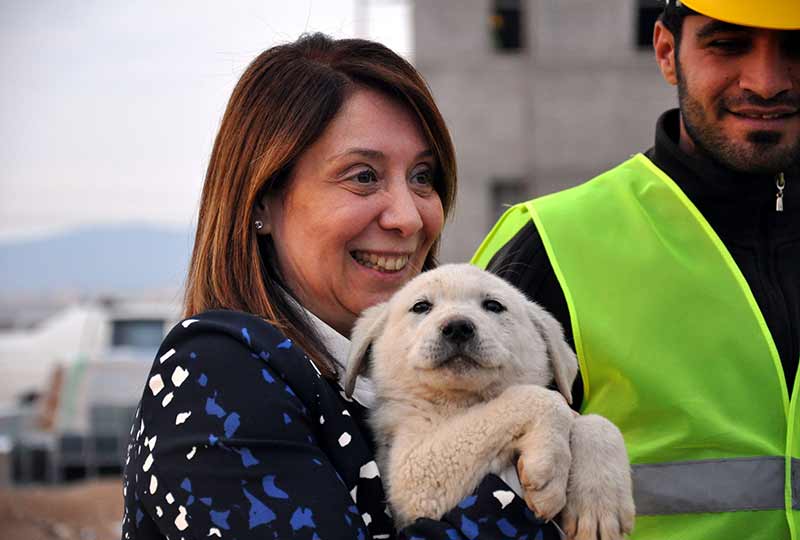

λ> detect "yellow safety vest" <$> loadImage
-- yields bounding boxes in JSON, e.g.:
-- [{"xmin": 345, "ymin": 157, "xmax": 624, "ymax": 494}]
[{"xmin": 473, "ymin": 154, "xmax": 800, "ymax": 540}]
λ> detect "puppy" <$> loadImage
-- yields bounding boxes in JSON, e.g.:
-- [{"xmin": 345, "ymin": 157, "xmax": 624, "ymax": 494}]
[{"xmin": 344, "ymin": 264, "xmax": 634, "ymax": 539}]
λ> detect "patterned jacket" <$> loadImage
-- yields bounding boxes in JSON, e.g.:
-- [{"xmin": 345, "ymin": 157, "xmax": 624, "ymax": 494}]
[{"xmin": 121, "ymin": 310, "xmax": 559, "ymax": 540}]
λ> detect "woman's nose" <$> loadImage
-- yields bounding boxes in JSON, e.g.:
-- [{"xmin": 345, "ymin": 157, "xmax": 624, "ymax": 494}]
[{"xmin": 378, "ymin": 181, "xmax": 424, "ymax": 237}]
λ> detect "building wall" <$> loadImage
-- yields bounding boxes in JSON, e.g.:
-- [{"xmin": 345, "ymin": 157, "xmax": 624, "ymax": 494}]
[{"xmin": 413, "ymin": 0, "xmax": 676, "ymax": 262}]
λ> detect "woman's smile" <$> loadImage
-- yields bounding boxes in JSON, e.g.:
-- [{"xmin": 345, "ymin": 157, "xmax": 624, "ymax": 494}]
[{"xmin": 350, "ymin": 250, "xmax": 413, "ymax": 273}]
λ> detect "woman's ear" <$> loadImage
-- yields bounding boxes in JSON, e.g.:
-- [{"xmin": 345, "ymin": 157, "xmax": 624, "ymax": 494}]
[
  {"xmin": 253, "ymin": 196, "xmax": 273, "ymax": 236},
  {"xmin": 653, "ymin": 20, "xmax": 678, "ymax": 86}
]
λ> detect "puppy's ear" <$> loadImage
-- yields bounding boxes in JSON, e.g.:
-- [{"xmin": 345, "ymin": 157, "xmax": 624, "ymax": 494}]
[
  {"xmin": 526, "ymin": 301, "xmax": 578, "ymax": 404},
  {"xmin": 344, "ymin": 302, "xmax": 390, "ymax": 397}
]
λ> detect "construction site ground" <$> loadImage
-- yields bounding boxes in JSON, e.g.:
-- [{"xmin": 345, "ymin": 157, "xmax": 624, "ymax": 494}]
[{"xmin": 0, "ymin": 477, "xmax": 122, "ymax": 540}]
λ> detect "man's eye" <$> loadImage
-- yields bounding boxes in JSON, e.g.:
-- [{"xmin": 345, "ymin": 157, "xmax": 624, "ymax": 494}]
[
  {"xmin": 782, "ymin": 35, "xmax": 800, "ymax": 58},
  {"xmin": 482, "ymin": 299, "xmax": 506, "ymax": 313},
  {"xmin": 411, "ymin": 300, "xmax": 432, "ymax": 314},
  {"xmin": 709, "ymin": 39, "xmax": 748, "ymax": 54}
]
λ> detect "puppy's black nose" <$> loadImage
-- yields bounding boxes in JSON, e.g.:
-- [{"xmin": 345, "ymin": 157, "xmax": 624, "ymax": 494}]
[{"xmin": 442, "ymin": 319, "xmax": 475, "ymax": 343}]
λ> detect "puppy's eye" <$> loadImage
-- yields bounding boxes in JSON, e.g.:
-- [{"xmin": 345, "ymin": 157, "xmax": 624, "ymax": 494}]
[
  {"xmin": 411, "ymin": 300, "xmax": 432, "ymax": 314},
  {"xmin": 482, "ymin": 299, "xmax": 506, "ymax": 313}
]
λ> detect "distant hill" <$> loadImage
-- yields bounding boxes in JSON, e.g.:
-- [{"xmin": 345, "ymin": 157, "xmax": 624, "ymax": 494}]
[{"xmin": 0, "ymin": 225, "xmax": 195, "ymax": 294}]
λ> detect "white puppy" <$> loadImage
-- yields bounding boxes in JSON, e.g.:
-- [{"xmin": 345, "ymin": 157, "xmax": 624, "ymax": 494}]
[{"xmin": 344, "ymin": 264, "xmax": 634, "ymax": 539}]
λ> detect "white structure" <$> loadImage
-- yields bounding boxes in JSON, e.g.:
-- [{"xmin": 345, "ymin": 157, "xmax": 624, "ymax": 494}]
[
  {"xmin": 413, "ymin": 0, "xmax": 675, "ymax": 262},
  {"xmin": 0, "ymin": 297, "xmax": 181, "ymax": 484},
  {"xmin": 0, "ymin": 298, "xmax": 180, "ymax": 409}
]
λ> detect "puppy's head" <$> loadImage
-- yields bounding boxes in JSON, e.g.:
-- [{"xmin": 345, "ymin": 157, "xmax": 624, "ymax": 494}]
[{"xmin": 344, "ymin": 264, "xmax": 578, "ymax": 404}]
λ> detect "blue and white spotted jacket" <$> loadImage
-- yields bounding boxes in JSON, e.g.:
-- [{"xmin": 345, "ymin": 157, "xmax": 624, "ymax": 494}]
[{"xmin": 121, "ymin": 310, "xmax": 560, "ymax": 540}]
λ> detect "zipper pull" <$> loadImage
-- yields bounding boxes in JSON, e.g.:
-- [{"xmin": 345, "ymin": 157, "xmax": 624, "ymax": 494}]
[{"xmin": 776, "ymin": 172, "xmax": 785, "ymax": 212}]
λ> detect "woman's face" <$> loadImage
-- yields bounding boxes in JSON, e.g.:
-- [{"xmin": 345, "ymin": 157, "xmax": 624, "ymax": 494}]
[{"xmin": 260, "ymin": 88, "xmax": 444, "ymax": 337}]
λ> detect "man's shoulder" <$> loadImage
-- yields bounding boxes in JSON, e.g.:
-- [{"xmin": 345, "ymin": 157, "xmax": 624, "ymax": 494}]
[
  {"xmin": 520, "ymin": 153, "xmax": 659, "ymax": 209},
  {"xmin": 475, "ymin": 154, "xmax": 652, "ymax": 268}
]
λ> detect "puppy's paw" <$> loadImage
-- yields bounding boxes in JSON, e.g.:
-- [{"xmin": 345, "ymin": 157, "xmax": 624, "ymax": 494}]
[
  {"xmin": 562, "ymin": 415, "xmax": 635, "ymax": 540},
  {"xmin": 516, "ymin": 430, "xmax": 571, "ymax": 521}
]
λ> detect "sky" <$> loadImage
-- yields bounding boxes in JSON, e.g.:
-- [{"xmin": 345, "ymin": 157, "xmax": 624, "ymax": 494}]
[{"xmin": 0, "ymin": 0, "xmax": 411, "ymax": 241}]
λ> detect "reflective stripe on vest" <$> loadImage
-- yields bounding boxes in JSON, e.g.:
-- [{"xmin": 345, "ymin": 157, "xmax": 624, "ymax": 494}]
[
  {"xmin": 474, "ymin": 154, "xmax": 800, "ymax": 539},
  {"xmin": 633, "ymin": 457, "xmax": 800, "ymax": 515}
]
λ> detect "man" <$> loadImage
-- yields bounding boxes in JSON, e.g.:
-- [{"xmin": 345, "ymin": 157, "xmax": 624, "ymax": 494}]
[{"xmin": 473, "ymin": 1, "xmax": 799, "ymax": 539}]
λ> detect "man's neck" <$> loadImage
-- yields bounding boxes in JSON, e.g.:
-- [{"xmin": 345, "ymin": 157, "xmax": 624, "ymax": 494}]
[
  {"xmin": 678, "ymin": 116, "xmax": 699, "ymax": 156},
  {"xmin": 675, "ymin": 112, "xmax": 797, "ymax": 178},
  {"xmin": 648, "ymin": 109, "xmax": 782, "ymax": 206}
]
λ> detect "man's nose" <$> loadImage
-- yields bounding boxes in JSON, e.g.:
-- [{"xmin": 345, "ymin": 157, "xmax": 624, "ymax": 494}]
[{"xmin": 739, "ymin": 37, "xmax": 794, "ymax": 99}]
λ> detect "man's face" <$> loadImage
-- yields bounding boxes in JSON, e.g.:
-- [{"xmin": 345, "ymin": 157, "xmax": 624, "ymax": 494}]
[{"xmin": 668, "ymin": 16, "xmax": 800, "ymax": 174}]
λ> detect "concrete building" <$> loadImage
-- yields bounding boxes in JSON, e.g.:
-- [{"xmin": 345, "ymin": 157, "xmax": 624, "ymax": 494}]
[{"xmin": 412, "ymin": 0, "xmax": 676, "ymax": 262}]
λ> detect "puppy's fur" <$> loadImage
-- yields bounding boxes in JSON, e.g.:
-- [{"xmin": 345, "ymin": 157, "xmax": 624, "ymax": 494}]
[{"xmin": 344, "ymin": 264, "xmax": 634, "ymax": 539}]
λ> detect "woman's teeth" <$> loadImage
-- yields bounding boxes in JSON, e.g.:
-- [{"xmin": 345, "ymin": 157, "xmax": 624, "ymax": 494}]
[{"xmin": 351, "ymin": 251, "xmax": 410, "ymax": 272}]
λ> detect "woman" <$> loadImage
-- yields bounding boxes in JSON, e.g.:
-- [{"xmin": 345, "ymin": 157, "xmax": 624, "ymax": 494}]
[{"xmin": 121, "ymin": 34, "xmax": 561, "ymax": 540}]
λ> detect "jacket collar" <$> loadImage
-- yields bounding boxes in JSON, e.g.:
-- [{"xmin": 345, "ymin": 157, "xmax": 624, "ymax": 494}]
[{"xmin": 298, "ymin": 304, "xmax": 376, "ymax": 408}]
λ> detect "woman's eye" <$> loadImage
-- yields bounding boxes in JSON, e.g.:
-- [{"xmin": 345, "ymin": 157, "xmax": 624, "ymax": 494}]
[
  {"xmin": 410, "ymin": 169, "xmax": 435, "ymax": 193},
  {"xmin": 412, "ymin": 170, "xmax": 432, "ymax": 184},
  {"xmin": 354, "ymin": 169, "xmax": 377, "ymax": 184},
  {"xmin": 411, "ymin": 300, "xmax": 432, "ymax": 314},
  {"xmin": 482, "ymin": 299, "xmax": 506, "ymax": 313}
]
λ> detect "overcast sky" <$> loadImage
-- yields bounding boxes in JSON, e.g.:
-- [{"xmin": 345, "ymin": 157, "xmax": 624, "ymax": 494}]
[{"xmin": 0, "ymin": 0, "xmax": 411, "ymax": 241}]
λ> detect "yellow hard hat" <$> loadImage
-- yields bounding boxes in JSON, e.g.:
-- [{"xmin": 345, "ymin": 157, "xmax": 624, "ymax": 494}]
[{"xmin": 679, "ymin": 0, "xmax": 800, "ymax": 30}]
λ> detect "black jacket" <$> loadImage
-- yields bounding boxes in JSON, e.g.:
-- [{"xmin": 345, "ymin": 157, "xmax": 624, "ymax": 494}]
[
  {"xmin": 489, "ymin": 109, "xmax": 800, "ymax": 409},
  {"xmin": 121, "ymin": 310, "xmax": 560, "ymax": 540}
]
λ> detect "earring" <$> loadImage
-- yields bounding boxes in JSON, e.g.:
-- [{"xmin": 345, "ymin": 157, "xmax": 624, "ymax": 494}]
[{"xmin": 254, "ymin": 220, "xmax": 264, "ymax": 230}]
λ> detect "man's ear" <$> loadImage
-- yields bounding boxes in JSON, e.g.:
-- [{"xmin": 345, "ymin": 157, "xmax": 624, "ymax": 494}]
[
  {"xmin": 253, "ymin": 195, "xmax": 272, "ymax": 236},
  {"xmin": 654, "ymin": 20, "xmax": 678, "ymax": 86}
]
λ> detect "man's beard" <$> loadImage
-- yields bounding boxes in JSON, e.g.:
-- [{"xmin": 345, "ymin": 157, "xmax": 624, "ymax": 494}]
[{"xmin": 676, "ymin": 64, "xmax": 800, "ymax": 175}]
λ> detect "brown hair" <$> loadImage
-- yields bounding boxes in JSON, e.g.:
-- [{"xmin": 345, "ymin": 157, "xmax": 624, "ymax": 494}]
[{"xmin": 184, "ymin": 33, "xmax": 457, "ymax": 378}]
